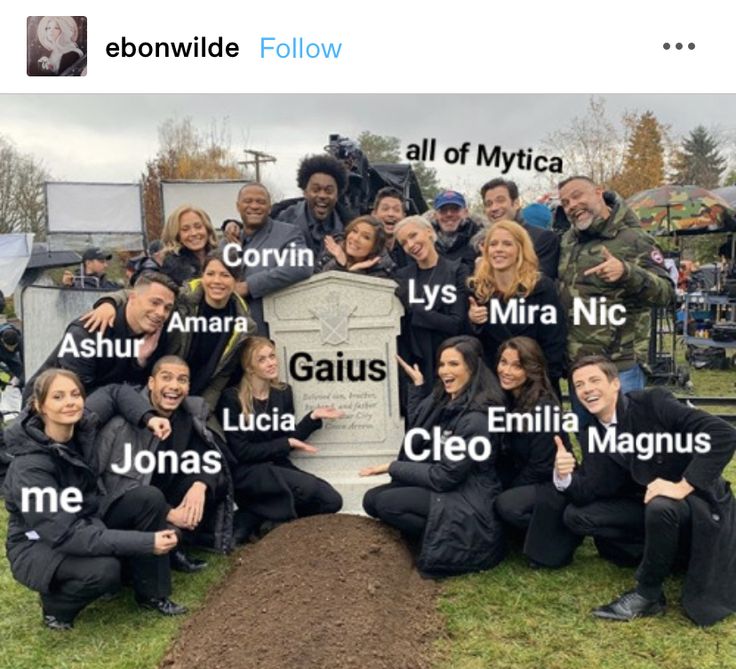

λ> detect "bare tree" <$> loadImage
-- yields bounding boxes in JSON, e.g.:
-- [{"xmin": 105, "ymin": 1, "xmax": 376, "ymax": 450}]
[
  {"xmin": 142, "ymin": 118, "xmax": 248, "ymax": 240},
  {"xmin": 0, "ymin": 135, "xmax": 49, "ymax": 237},
  {"xmin": 542, "ymin": 96, "xmax": 624, "ymax": 187}
]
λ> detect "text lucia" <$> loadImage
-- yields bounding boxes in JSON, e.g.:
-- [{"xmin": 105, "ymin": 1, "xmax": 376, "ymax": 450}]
[{"xmin": 222, "ymin": 407, "xmax": 295, "ymax": 432}]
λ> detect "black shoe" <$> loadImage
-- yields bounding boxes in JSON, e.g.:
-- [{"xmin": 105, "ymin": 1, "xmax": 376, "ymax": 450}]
[
  {"xmin": 43, "ymin": 614, "xmax": 74, "ymax": 630},
  {"xmin": 136, "ymin": 596, "xmax": 188, "ymax": 616},
  {"xmin": 170, "ymin": 549, "xmax": 207, "ymax": 573},
  {"xmin": 257, "ymin": 520, "xmax": 283, "ymax": 538},
  {"xmin": 592, "ymin": 589, "xmax": 666, "ymax": 621}
]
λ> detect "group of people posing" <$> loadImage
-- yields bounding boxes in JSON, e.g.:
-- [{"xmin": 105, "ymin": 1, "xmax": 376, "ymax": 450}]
[{"xmin": 3, "ymin": 155, "xmax": 736, "ymax": 631}]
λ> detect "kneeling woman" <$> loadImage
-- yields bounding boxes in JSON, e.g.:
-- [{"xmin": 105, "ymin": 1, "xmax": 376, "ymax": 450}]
[
  {"xmin": 493, "ymin": 337, "xmax": 571, "ymax": 535},
  {"xmin": 3, "ymin": 369, "xmax": 184, "ymax": 629},
  {"xmin": 218, "ymin": 337, "xmax": 344, "ymax": 543},
  {"xmin": 361, "ymin": 336, "xmax": 506, "ymax": 576}
]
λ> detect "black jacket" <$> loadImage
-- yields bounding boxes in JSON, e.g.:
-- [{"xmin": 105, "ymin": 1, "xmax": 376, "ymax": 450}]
[
  {"xmin": 432, "ymin": 218, "xmax": 483, "ymax": 272},
  {"xmin": 3, "ymin": 385, "xmax": 155, "ymax": 594},
  {"xmin": 395, "ymin": 256, "xmax": 468, "ymax": 395},
  {"xmin": 523, "ymin": 222, "xmax": 560, "ymax": 280},
  {"xmin": 217, "ymin": 385, "xmax": 323, "ymax": 520},
  {"xmin": 69, "ymin": 271, "xmax": 122, "ymax": 291},
  {"xmin": 23, "ymin": 302, "xmax": 169, "ymax": 402},
  {"xmin": 531, "ymin": 388, "xmax": 736, "ymax": 626},
  {"xmin": 470, "ymin": 275, "xmax": 567, "ymax": 381},
  {"xmin": 496, "ymin": 397, "xmax": 567, "ymax": 489},
  {"xmin": 97, "ymin": 387, "xmax": 234, "ymax": 553},
  {"xmin": 320, "ymin": 251, "xmax": 395, "ymax": 278},
  {"xmin": 277, "ymin": 200, "xmax": 345, "ymax": 259},
  {"xmin": 161, "ymin": 247, "xmax": 203, "ymax": 286},
  {"xmin": 387, "ymin": 387, "xmax": 506, "ymax": 576}
]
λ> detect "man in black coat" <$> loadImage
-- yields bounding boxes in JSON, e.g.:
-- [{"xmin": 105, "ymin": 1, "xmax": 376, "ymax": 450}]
[
  {"xmin": 480, "ymin": 178, "xmax": 559, "ymax": 279},
  {"xmin": 371, "ymin": 187, "xmax": 411, "ymax": 270},
  {"xmin": 62, "ymin": 247, "xmax": 123, "ymax": 290},
  {"xmin": 553, "ymin": 355, "xmax": 736, "ymax": 625},
  {"xmin": 431, "ymin": 190, "xmax": 483, "ymax": 272},
  {"xmin": 97, "ymin": 356, "xmax": 232, "ymax": 566},
  {"xmin": 23, "ymin": 272, "xmax": 177, "ymax": 402},
  {"xmin": 276, "ymin": 154, "xmax": 349, "ymax": 259}
]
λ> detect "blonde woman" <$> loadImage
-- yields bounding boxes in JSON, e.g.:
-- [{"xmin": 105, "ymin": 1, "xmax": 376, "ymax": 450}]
[
  {"xmin": 217, "ymin": 337, "xmax": 344, "ymax": 543},
  {"xmin": 160, "ymin": 205, "xmax": 218, "ymax": 285},
  {"xmin": 36, "ymin": 17, "xmax": 84, "ymax": 75},
  {"xmin": 467, "ymin": 220, "xmax": 566, "ymax": 393}
]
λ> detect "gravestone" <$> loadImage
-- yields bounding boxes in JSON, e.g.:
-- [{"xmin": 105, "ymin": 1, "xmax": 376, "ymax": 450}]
[
  {"xmin": 21, "ymin": 285, "xmax": 109, "ymax": 381},
  {"xmin": 263, "ymin": 272, "xmax": 404, "ymax": 513}
]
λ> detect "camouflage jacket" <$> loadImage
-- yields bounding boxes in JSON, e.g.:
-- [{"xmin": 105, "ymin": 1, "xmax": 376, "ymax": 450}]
[{"xmin": 558, "ymin": 191, "xmax": 674, "ymax": 371}]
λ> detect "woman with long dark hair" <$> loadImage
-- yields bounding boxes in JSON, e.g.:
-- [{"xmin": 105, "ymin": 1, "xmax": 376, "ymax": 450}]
[
  {"xmin": 468, "ymin": 220, "xmax": 566, "ymax": 395},
  {"xmin": 321, "ymin": 215, "xmax": 394, "ymax": 277},
  {"xmin": 3, "ymin": 369, "xmax": 185, "ymax": 629},
  {"xmin": 81, "ymin": 251, "xmax": 256, "ymax": 412},
  {"xmin": 361, "ymin": 335, "xmax": 506, "ymax": 576},
  {"xmin": 217, "ymin": 336, "xmax": 344, "ymax": 543},
  {"xmin": 493, "ymin": 336, "xmax": 572, "ymax": 538}
]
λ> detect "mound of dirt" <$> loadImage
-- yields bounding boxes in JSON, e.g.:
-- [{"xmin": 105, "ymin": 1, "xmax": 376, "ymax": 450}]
[{"xmin": 160, "ymin": 514, "xmax": 444, "ymax": 669}]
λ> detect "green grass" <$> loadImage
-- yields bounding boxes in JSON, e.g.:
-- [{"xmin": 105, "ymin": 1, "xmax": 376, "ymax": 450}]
[
  {"xmin": 1, "ymin": 360, "xmax": 734, "ymax": 669},
  {"xmin": 435, "ymin": 542, "xmax": 736, "ymax": 669},
  {"xmin": 0, "ymin": 512, "xmax": 231, "ymax": 669}
]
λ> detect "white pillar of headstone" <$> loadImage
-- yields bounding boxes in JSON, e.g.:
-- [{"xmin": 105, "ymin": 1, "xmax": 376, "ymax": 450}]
[{"xmin": 263, "ymin": 272, "xmax": 405, "ymax": 513}]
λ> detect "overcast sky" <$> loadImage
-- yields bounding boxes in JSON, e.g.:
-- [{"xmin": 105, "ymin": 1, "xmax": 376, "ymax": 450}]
[{"xmin": 3, "ymin": 94, "xmax": 736, "ymax": 204}]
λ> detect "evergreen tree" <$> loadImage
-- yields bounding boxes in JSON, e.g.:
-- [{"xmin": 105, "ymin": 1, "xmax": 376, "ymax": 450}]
[
  {"xmin": 610, "ymin": 111, "xmax": 666, "ymax": 197},
  {"xmin": 671, "ymin": 126, "xmax": 726, "ymax": 189}
]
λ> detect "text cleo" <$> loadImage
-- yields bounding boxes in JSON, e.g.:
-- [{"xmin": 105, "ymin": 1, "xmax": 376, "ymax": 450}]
[{"xmin": 403, "ymin": 427, "xmax": 493, "ymax": 462}]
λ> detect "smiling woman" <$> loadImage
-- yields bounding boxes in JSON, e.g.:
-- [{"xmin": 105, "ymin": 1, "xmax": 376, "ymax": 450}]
[
  {"xmin": 468, "ymin": 220, "xmax": 566, "ymax": 395},
  {"xmin": 160, "ymin": 205, "xmax": 218, "ymax": 286},
  {"xmin": 362, "ymin": 335, "xmax": 506, "ymax": 576},
  {"xmin": 393, "ymin": 216, "xmax": 469, "ymax": 398},
  {"xmin": 319, "ymin": 215, "xmax": 394, "ymax": 277}
]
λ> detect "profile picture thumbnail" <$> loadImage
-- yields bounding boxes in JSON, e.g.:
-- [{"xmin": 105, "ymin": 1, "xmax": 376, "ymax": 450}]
[{"xmin": 27, "ymin": 16, "xmax": 87, "ymax": 77}]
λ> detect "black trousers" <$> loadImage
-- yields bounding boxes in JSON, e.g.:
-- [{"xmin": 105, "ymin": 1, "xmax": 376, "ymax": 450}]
[
  {"xmin": 495, "ymin": 484, "xmax": 537, "ymax": 530},
  {"xmin": 43, "ymin": 486, "xmax": 170, "ymax": 622},
  {"xmin": 564, "ymin": 496, "xmax": 692, "ymax": 592},
  {"xmin": 563, "ymin": 497, "xmax": 646, "ymax": 566},
  {"xmin": 363, "ymin": 482, "xmax": 431, "ymax": 539},
  {"xmin": 156, "ymin": 473, "xmax": 225, "ymax": 538},
  {"xmin": 234, "ymin": 467, "xmax": 342, "ymax": 522},
  {"xmin": 103, "ymin": 485, "xmax": 171, "ymax": 600},
  {"xmin": 41, "ymin": 555, "xmax": 121, "ymax": 622}
]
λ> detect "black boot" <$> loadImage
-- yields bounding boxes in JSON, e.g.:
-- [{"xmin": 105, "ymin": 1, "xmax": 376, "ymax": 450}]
[
  {"xmin": 170, "ymin": 549, "xmax": 207, "ymax": 573},
  {"xmin": 135, "ymin": 595, "xmax": 188, "ymax": 616}
]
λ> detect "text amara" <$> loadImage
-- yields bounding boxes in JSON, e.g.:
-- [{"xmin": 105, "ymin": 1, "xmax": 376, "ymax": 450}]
[{"xmin": 167, "ymin": 311, "xmax": 251, "ymax": 333}]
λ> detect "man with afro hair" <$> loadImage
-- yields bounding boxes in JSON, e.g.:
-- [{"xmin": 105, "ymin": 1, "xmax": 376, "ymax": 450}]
[{"xmin": 277, "ymin": 154, "xmax": 349, "ymax": 258}]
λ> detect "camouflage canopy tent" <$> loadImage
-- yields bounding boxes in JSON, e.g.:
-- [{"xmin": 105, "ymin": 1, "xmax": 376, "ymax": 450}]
[{"xmin": 627, "ymin": 185, "xmax": 736, "ymax": 236}]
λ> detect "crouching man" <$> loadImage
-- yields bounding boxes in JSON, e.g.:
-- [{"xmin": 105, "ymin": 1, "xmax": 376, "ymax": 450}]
[
  {"xmin": 554, "ymin": 355, "xmax": 736, "ymax": 625},
  {"xmin": 97, "ymin": 356, "xmax": 233, "ymax": 571}
]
